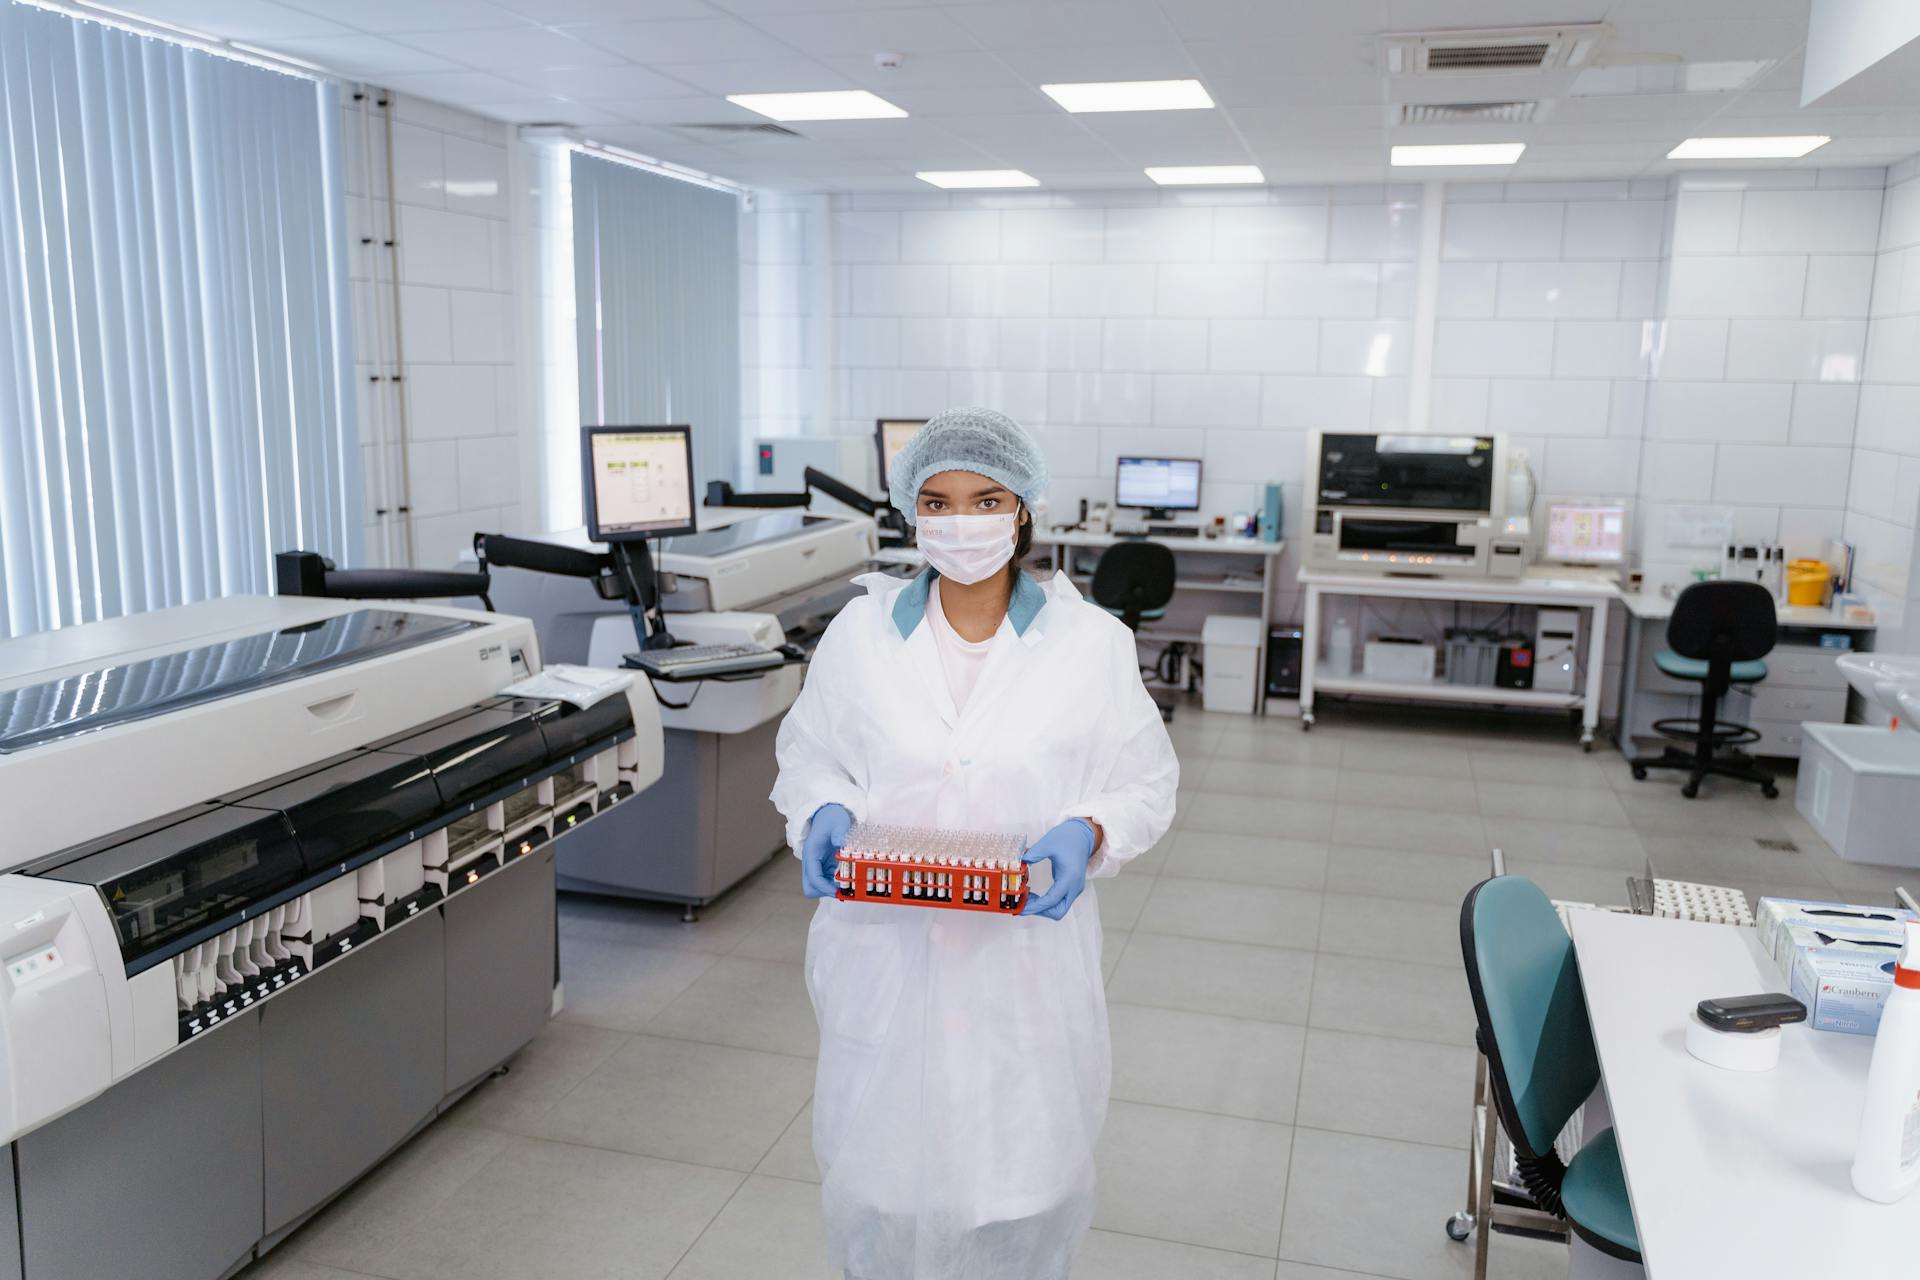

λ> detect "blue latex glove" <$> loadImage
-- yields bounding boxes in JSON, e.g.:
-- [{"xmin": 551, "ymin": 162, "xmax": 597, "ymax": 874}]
[
  {"xmin": 1022, "ymin": 818, "xmax": 1098, "ymax": 921},
  {"xmin": 800, "ymin": 802, "xmax": 854, "ymax": 899}
]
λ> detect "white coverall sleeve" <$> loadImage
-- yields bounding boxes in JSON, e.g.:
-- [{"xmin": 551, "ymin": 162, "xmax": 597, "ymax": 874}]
[
  {"xmin": 771, "ymin": 613, "xmax": 868, "ymax": 856},
  {"xmin": 1062, "ymin": 622, "xmax": 1179, "ymax": 878}
]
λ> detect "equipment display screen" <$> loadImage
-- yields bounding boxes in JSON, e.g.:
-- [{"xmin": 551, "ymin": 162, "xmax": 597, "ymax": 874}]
[
  {"xmin": 1546, "ymin": 502, "xmax": 1627, "ymax": 564},
  {"xmin": 1317, "ymin": 433, "xmax": 1495, "ymax": 512},
  {"xmin": 876, "ymin": 419, "xmax": 924, "ymax": 488},
  {"xmin": 584, "ymin": 426, "xmax": 697, "ymax": 542},
  {"xmin": 1116, "ymin": 457, "xmax": 1202, "ymax": 511}
]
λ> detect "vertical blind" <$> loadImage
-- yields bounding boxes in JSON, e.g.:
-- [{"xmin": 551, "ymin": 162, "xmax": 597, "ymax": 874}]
[
  {"xmin": 0, "ymin": 3, "xmax": 357, "ymax": 638},
  {"xmin": 572, "ymin": 152, "xmax": 740, "ymax": 491}
]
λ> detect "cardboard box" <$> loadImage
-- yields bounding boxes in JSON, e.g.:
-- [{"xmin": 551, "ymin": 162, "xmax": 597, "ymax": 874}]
[
  {"xmin": 1788, "ymin": 944, "xmax": 1902, "ymax": 1037},
  {"xmin": 1755, "ymin": 896, "xmax": 1918, "ymax": 969}
]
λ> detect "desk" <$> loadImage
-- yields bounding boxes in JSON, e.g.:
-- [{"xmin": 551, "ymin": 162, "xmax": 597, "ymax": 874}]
[
  {"xmin": 1615, "ymin": 592, "xmax": 1875, "ymax": 758},
  {"xmin": 1043, "ymin": 530, "xmax": 1288, "ymax": 710},
  {"xmin": 1297, "ymin": 569, "xmax": 1617, "ymax": 747},
  {"xmin": 1569, "ymin": 910, "xmax": 1914, "ymax": 1276}
]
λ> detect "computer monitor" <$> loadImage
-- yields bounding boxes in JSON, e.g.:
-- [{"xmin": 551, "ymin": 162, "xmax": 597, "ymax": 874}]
[
  {"xmin": 1116, "ymin": 456, "xmax": 1203, "ymax": 517},
  {"xmin": 582, "ymin": 425, "xmax": 698, "ymax": 543},
  {"xmin": 875, "ymin": 419, "xmax": 925, "ymax": 490},
  {"xmin": 1544, "ymin": 499, "xmax": 1628, "ymax": 566}
]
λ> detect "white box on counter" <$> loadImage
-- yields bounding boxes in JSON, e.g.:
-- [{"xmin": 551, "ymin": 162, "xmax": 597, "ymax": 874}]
[{"xmin": 1755, "ymin": 896, "xmax": 1918, "ymax": 969}]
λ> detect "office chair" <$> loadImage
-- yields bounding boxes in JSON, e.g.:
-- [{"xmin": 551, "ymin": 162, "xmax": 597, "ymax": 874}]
[
  {"xmin": 1628, "ymin": 580, "xmax": 1778, "ymax": 799},
  {"xmin": 1459, "ymin": 876, "xmax": 1642, "ymax": 1272},
  {"xmin": 1091, "ymin": 541, "xmax": 1177, "ymax": 720}
]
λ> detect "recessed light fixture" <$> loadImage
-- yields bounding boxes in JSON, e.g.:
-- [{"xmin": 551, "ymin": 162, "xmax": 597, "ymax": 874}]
[
  {"xmin": 1390, "ymin": 142, "xmax": 1526, "ymax": 166},
  {"xmin": 726, "ymin": 90, "xmax": 906, "ymax": 122},
  {"xmin": 1145, "ymin": 165, "xmax": 1264, "ymax": 185},
  {"xmin": 1667, "ymin": 135, "xmax": 1829, "ymax": 160},
  {"xmin": 1041, "ymin": 79, "xmax": 1214, "ymax": 113},
  {"xmin": 915, "ymin": 169, "xmax": 1040, "ymax": 189}
]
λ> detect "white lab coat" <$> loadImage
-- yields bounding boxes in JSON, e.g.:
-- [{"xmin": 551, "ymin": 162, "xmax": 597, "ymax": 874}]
[{"xmin": 772, "ymin": 569, "xmax": 1179, "ymax": 1280}]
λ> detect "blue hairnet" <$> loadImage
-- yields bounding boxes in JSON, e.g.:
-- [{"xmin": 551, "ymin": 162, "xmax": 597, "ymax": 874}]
[{"xmin": 888, "ymin": 407, "xmax": 1048, "ymax": 527}]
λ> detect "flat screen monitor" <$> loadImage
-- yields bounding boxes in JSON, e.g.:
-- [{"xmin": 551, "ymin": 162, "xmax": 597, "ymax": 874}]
[
  {"xmin": 1545, "ymin": 500, "xmax": 1628, "ymax": 565},
  {"xmin": 582, "ymin": 425, "xmax": 698, "ymax": 542},
  {"xmin": 875, "ymin": 419, "xmax": 925, "ymax": 490},
  {"xmin": 1116, "ymin": 456, "xmax": 1202, "ymax": 513}
]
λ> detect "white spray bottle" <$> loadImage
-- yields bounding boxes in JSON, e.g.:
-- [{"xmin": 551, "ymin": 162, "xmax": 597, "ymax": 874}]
[{"xmin": 1851, "ymin": 917, "xmax": 1920, "ymax": 1203}]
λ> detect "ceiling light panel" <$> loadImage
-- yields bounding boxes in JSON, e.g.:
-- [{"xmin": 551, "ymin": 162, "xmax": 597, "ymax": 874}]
[
  {"xmin": 915, "ymin": 169, "xmax": 1040, "ymax": 188},
  {"xmin": 1667, "ymin": 135, "xmax": 1829, "ymax": 159},
  {"xmin": 1390, "ymin": 142, "xmax": 1525, "ymax": 166},
  {"xmin": 1145, "ymin": 165, "xmax": 1264, "ymax": 185},
  {"xmin": 727, "ymin": 91, "xmax": 907, "ymax": 121},
  {"xmin": 1041, "ymin": 79, "xmax": 1214, "ymax": 113}
]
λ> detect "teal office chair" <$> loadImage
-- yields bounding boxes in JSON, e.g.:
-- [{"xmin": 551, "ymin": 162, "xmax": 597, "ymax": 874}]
[{"xmin": 1459, "ymin": 877, "xmax": 1641, "ymax": 1267}]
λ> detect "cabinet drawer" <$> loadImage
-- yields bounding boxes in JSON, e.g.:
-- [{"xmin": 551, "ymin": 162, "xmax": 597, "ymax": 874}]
[
  {"xmin": 1750, "ymin": 717, "xmax": 1810, "ymax": 758},
  {"xmin": 1735, "ymin": 683, "xmax": 1845, "ymax": 724},
  {"xmin": 1764, "ymin": 645, "xmax": 1847, "ymax": 691}
]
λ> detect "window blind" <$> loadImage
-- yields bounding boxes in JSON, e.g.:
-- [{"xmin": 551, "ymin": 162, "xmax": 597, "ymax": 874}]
[
  {"xmin": 0, "ymin": 3, "xmax": 358, "ymax": 637},
  {"xmin": 571, "ymin": 151, "xmax": 740, "ymax": 492}
]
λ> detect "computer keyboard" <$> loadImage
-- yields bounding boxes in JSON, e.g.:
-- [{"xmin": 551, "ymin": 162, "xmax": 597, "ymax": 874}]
[
  {"xmin": 627, "ymin": 643, "xmax": 786, "ymax": 679},
  {"xmin": 1146, "ymin": 524, "xmax": 1202, "ymax": 538}
]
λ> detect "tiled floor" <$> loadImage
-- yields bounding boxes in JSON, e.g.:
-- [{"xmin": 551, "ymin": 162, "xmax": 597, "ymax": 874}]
[{"xmin": 240, "ymin": 705, "xmax": 1913, "ymax": 1280}]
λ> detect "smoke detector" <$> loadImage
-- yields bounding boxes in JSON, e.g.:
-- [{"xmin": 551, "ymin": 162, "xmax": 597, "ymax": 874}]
[
  {"xmin": 873, "ymin": 50, "xmax": 904, "ymax": 70},
  {"xmin": 1383, "ymin": 24, "xmax": 1608, "ymax": 75}
]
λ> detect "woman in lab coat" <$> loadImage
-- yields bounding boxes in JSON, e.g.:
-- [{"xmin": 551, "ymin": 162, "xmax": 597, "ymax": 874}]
[{"xmin": 772, "ymin": 407, "xmax": 1179, "ymax": 1280}]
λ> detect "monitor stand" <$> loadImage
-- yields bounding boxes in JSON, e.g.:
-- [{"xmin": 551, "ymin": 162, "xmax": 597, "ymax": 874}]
[{"xmin": 610, "ymin": 540, "xmax": 677, "ymax": 652}]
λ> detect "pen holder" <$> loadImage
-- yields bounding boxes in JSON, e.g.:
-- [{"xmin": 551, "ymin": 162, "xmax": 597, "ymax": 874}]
[{"xmin": 1685, "ymin": 1011, "xmax": 1782, "ymax": 1072}]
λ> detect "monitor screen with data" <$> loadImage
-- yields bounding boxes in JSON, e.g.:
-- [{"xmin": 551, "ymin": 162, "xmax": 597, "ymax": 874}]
[
  {"xmin": 583, "ymin": 426, "xmax": 698, "ymax": 542},
  {"xmin": 875, "ymin": 419, "xmax": 925, "ymax": 489},
  {"xmin": 1545, "ymin": 500, "xmax": 1628, "ymax": 565},
  {"xmin": 1116, "ymin": 456, "xmax": 1203, "ymax": 512}
]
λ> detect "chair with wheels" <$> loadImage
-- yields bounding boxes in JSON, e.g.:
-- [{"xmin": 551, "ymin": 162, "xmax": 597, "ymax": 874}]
[
  {"xmin": 1628, "ymin": 580, "xmax": 1778, "ymax": 799},
  {"xmin": 1090, "ymin": 541, "xmax": 1177, "ymax": 720},
  {"xmin": 1459, "ymin": 875, "xmax": 1642, "ymax": 1276}
]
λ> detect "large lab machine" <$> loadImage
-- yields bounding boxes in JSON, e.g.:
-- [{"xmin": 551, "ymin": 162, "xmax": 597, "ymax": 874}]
[
  {"xmin": 0, "ymin": 595, "xmax": 663, "ymax": 1280},
  {"xmin": 1305, "ymin": 432, "xmax": 1529, "ymax": 577},
  {"xmin": 483, "ymin": 426, "xmax": 877, "ymax": 915}
]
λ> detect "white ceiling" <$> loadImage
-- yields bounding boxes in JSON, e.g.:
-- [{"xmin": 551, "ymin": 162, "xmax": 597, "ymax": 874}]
[{"xmin": 90, "ymin": 0, "xmax": 1920, "ymax": 190}]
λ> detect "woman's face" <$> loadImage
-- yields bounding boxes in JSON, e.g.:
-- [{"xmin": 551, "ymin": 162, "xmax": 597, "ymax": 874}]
[{"xmin": 916, "ymin": 470, "xmax": 1017, "ymax": 520}]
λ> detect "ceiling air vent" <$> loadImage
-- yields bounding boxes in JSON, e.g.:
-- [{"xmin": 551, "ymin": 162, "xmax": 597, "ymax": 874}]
[
  {"xmin": 676, "ymin": 122, "xmax": 804, "ymax": 139},
  {"xmin": 1383, "ymin": 24, "xmax": 1609, "ymax": 76},
  {"xmin": 1400, "ymin": 101, "xmax": 1539, "ymax": 125}
]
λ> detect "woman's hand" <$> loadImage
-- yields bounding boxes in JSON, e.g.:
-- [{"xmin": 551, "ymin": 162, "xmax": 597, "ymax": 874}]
[
  {"xmin": 1021, "ymin": 818, "xmax": 1099, "ymax": 920},
  {"xmin": 801, "ymin": 803, "xmax": 854, "ymax": 898}
]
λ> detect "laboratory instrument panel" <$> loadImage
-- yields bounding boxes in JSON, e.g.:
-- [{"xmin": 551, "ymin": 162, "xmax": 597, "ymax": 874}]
[
  {"xmin": 1306, "ymin": 432, "xmax": 1527, "ymax": 578},
  {"xmin": 0, "ymin": 598, "xmax": 663, "ymax": 1148},
  {"xmin": 835, "ymin": 823, "xmax": 1029, "ymax": 914}
]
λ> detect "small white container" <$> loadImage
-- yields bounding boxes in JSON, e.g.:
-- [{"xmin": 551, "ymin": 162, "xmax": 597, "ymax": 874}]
[
  {"xmin": 1327, "ymin": 616, "xmax": 1353, "ymax": 678},
  {"xmin": 1797, "ymin": 723, "xmax": 1920, "ymax": 869},
  {"xmin": 1202, "ymin": 615, "xmax": 1264, "ymax": 714}
]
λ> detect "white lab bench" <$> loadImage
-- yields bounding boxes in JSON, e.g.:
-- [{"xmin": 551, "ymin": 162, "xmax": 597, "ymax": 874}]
[
  {"xmin": 1615, "ymin": 591, "xmax": 1875, "ymax": 758},
  {"xmin": 1297, "ymin": 568, "xmax": 1618, "ymax": 747},
  {"xmin": 1569, "ymin": 910, "xmax": 1917, "ymax": 1277},
  {"xmin": 1042, "ymin": 530, "xmax": 1289, "ymax": 709}
]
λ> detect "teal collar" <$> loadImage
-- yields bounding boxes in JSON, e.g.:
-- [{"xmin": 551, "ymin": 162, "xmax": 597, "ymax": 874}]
[{"xmin": 891, "ymin": 568, "xmax": 1046, "ymax": 640}]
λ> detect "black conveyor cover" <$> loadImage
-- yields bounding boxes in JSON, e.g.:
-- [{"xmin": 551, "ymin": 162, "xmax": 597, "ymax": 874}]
[
  {"xmin": 367, "ymin": 703, "xmax": 551, "ymax": 809},
  {"xmin": 37, "ymin": 805, "xmax": 305, "ymax": 971},
  {"xmin": 223, "ymin": 749, "xmax": 445, "ymax": 874}
]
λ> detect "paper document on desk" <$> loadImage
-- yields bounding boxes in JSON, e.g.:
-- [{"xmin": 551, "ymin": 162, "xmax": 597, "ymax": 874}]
[{"xmin": 502, "ymin": 664, "xmax": 635, "ymax": 709}]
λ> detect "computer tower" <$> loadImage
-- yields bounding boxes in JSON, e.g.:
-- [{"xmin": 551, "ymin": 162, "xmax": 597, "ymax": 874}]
[{"xmin": 1533, "ymin": 608, "xmax": 1579, "ymax": 694}]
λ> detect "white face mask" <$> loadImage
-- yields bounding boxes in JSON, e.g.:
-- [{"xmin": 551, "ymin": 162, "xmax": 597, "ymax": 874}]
[{"xmin": 917, "ymin": 513, "xmax": 1018, "ymax": 585}]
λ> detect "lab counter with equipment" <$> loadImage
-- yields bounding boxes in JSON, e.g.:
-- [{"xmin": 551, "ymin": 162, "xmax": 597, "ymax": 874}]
[
  {"xmin": 0, "ymin": 595, "xmax": 663, "ymax": 1280},
  {"xmin": 482, "ymin": 507, "xmax": 877, "ymax": 914}
]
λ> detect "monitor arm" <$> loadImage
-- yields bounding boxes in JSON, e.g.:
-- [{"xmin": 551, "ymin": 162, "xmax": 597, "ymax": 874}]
[{"xmin": 473, "ymin": 533, "xmax": 674, "ymax": 650}]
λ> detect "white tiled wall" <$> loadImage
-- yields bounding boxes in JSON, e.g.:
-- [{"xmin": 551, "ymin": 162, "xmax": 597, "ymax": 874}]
[
  {"xmin": 1640, "ymin": 171, "xmax": 1882, "ymax": 596},
  {"xmin": 1855, "ymin": 158, "xmax": 1920, "ymax": 649},
  {"xmin": 345, "ymin": 93, "xmax": 522, "ymax": 571}
]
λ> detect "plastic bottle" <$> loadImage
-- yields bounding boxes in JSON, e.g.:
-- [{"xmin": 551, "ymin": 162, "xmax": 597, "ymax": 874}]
[
  {"xmin": 1327, "ymin": 617, "xmax": 1354, "ymax": 678},
  {"xmin": 1851, "ymin": 919, "xmax": 1920, "ymax": 1203}
]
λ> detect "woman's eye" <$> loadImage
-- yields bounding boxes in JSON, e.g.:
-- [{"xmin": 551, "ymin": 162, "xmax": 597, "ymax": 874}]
[
  {"xmin": 978, "ymin": 498, "xmax": 999, "ymax": 510},
  {"xmin": 923, "ymin": 500, "xmax": 944, "ymax": 512}
]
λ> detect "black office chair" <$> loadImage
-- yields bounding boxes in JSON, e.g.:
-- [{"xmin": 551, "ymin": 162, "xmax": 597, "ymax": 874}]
[
  {"xmin": 1092, "ymin": 541, "xmax": 1177, "ymax": 720},
  {"xmin": 1629, "ymin": 580, "xmax": 1779, "ymax": 799}
]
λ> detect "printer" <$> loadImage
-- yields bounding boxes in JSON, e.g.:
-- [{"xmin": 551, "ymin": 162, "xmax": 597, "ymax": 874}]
[
  {"xmin": 1305, "ymin": 432, "xmax": 1528, "ymax": 578},
  {"xmin": 0, "ymin": 595, "xmax": 663, "ymax": 1280},
  {"xmin": 485, "ymin": 509, "xmax": 876, "ymax": 912}
]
